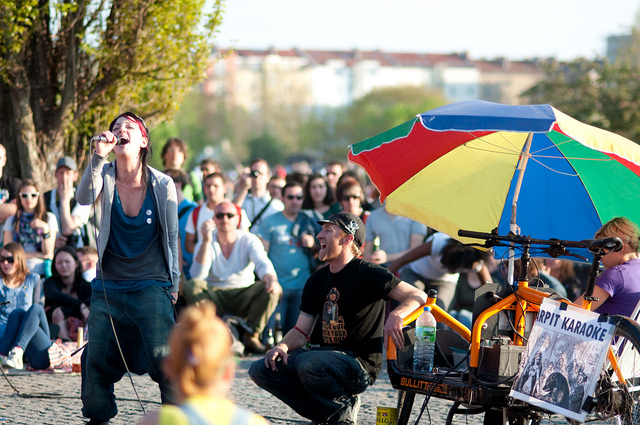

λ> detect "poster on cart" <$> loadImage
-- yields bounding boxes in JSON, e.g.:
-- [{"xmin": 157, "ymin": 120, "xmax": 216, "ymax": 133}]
[{"xmin": 510, "ymin": 298, "xmax": 615, "ymax": 422}]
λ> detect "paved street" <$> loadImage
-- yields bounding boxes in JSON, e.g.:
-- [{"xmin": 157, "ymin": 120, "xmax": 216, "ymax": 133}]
[{"xmin": 0, "ymin": 355, "xmax": 574, "ymax": 424}]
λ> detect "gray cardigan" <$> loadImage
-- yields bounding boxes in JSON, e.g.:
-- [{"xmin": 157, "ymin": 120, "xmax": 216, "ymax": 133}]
[{"xmin": 76, "ymin": 153, "xmax": 180, "ymax": 292}]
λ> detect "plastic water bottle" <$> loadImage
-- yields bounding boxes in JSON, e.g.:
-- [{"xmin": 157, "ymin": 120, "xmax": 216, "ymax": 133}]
[{"xmin": 414, "ymin": 306, "xmax": 437, "ymax": 372}]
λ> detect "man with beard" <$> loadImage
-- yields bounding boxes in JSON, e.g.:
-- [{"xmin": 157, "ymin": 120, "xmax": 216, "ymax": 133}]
[{"xmin": 249, "ymin": 212, "xmax": 427, "ymax": 425}]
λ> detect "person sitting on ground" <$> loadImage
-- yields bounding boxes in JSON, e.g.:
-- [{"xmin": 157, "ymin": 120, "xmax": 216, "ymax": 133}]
[
  {"xmin": 43, "ymin": 246, "xmax": 92, "ymax": 341},
  {"xmin": 575, "ymin": 217, "xmax": 640, "ymax": 318},
  {"xmin": 249, "ymin": 212, "xmax": 428, "ymax": 425},
  {"xmin": 76, "ymin": 245, "xmax": 98, "ymax": 282},
  {"xmin": 185, "ymin": 201, "xmax": 281, "ymax": 354},
  {"xmin": 138, "ymin": 301, "xmax": 268, "ymax": 425},
  {"xmin": 0, "ymin": 243, "xmax": 50, "ymax": 370},
  {"xmin": 387, "ymin": 232, "xmax": 493, "ymax": 310},
  {"xmin": 44, "ymin": 156, "xmax": 92, "ymax": 249},
  {"xmin": 3, "ymin": 180, "xmax": 58, "ymax": 276}
]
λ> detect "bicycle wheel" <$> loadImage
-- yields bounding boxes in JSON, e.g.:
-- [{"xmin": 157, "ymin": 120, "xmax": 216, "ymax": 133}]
[
  {"xmin": 587, "ymin": 315, "xmax": 640, "ymax": 425},
  {"xmin": 396, "ymin": 390, "xmax": 415, "ymax": 425}
]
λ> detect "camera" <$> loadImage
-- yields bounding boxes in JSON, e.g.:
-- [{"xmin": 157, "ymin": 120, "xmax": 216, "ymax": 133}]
[{"xmin": 65, "ymin": 232, "xmax": 80, "ymax": 247}]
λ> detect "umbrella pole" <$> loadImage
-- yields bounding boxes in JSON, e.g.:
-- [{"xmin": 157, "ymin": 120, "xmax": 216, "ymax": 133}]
[{"xmin": 507, "ymin": 133, "xmax": 533, "ymax": 284}]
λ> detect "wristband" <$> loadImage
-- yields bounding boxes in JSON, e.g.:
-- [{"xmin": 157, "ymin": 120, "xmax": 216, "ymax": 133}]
[
  {"xmin": 42, "ymin": 232, "xmax": 51, "ymax": 239},
  {"xmin": 293, "ymin": 326, "xmax": 310, "ymax": 341}
]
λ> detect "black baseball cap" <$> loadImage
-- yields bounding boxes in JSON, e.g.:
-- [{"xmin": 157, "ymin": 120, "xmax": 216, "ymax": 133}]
[{"xmin": 318, "ymin": 212, "xmax": 366, "ymax": 248}]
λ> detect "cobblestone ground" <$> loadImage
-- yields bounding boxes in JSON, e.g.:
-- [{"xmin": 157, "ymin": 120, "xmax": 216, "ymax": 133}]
[{"xmin": 0, "ymin": 355, "xmax": 590, "ymax": 424}]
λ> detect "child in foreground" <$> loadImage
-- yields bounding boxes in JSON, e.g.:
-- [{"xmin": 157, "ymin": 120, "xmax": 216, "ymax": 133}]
[{"xmin": 139, "ymin": 301, "xmax": 267, "ymax": 425}]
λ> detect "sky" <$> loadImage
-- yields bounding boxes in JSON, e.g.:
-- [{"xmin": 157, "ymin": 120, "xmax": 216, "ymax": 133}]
[{"xmin": 216, "ymin": 0, "xmax": 640, "ymax": 61}]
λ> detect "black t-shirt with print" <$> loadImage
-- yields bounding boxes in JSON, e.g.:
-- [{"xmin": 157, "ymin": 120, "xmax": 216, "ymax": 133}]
[{"xmin": 300, "ymin": 258, "xmax": 401, "ymax": 382}]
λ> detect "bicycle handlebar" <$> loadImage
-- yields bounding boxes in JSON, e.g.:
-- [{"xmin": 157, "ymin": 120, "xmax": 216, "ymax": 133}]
[
  {"xmin": 458, "ymin": 229, "xmax": 623, "ymax": 255},
  {"xmin": 458, "ymin": 229, "xmax": 586, "ymax": 249}
]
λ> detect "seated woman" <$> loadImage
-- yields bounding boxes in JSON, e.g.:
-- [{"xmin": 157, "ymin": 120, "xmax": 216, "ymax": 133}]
[
  {"xmin": 138, "ymin": 301, "xmax": 268, "ymax": 425},
  {"xmin": 44, "ymin": 246, "xmax": 92, "ymax": 341},
  {"xmin": 387, "ymin": 232, "xmax": 492, "ymax": 310},
  {"xmin": 3, "ymin": 180, "xmax": 58, "ymax": 277},
  {"xmin": 0, "ymin": 243, "xmax": 50, "ymax": 370},
  {"xmin": 575, "ymin": 217, "xmax": 640, "ymax": 318}
]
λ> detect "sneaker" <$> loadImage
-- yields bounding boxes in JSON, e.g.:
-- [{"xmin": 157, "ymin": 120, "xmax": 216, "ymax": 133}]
[
  {"xmin": 351, "ymin": 394, "xmax": 360, "ymax": 424},
  {"xmin": 5, "ymin": 347, "xmax": 23, "ymax": 369}
]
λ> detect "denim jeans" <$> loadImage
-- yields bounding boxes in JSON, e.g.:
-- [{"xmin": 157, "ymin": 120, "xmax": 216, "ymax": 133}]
[
  {"xmin": 81, "ymin": 285, "xmax": 176, "ymax": 421},
  {"xmin": 0, "ymin": 304, "xmax": 51, "ymax": 369},
  {"xmin": 249, "ymin": 347, "xmax": 370, "ymax": 423}
]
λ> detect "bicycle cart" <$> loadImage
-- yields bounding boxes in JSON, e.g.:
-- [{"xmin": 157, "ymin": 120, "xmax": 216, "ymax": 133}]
[{"xmin": 387, "ymin": 231, "xmax": 640, "ymax": 425}]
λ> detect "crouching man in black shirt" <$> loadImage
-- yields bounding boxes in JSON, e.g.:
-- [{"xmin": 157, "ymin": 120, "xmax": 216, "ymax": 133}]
[{"xmin": 249, "ymin": 212, "xmax": 427, "ymax": 424}]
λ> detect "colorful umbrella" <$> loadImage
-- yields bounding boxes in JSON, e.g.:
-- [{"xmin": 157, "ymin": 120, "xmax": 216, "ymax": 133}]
[{"xmin": 348, "ymin": 100, "xmax": 640, "ymax": 261}]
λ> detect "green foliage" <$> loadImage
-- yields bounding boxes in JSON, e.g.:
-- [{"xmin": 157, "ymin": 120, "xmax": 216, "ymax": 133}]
[
  {"xmin": 0, "ymin": 0, "xmax": 224, "ymax": 185},
  {"xmin": 247, "ymin": 133, "xmax": 285, "ymax": 166},
  {"xmin": 523, "ymin": 58, "xmax": 640, "ymax": 143},
  {"xmin": 334, "ymin": 85, "xmax": 446, "ymax": 155}
]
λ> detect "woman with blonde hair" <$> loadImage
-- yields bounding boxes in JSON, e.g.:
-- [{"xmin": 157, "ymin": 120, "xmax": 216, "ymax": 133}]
[
  {"xmin": 139, "ymin": 301, "xmax": 267, "ymax": 425},
  {"xmin": 576, "ymin": 217, "xmax": 640, "ymax": 318}
]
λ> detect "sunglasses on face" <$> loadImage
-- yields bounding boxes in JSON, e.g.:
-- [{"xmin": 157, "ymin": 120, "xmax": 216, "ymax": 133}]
[
  {"xmin": 215, "ymin": 212, "xmax": 236, "ymax": 220},
  {"xmin": 343, "ymin": 194, "xmax": 361, "ymax": 200},
  {"xmin": 19, "ymin": 192, "xmax": 39, "ymax": 199},
  {"xmin": 0, "ymin": 256, "xmax": 15, "ymax": 264},
  {"xmin": 286, "ymin": 195, "xmax": 303, "ymax": 200}
]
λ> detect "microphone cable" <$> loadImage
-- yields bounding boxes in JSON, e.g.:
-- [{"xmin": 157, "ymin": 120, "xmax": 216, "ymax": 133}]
[{"xmin": 87, "ymin": 137, "xmax": 147, "ymax": 414}]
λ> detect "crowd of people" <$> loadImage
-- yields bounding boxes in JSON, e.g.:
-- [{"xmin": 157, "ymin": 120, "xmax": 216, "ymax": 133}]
[{"xmin": 1, "ymin": 113, "xmax": 640, "ymax": 425}]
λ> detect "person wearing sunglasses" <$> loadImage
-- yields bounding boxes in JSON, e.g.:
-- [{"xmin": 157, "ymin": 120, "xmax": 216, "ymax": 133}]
[
  {"xmin": 186, "ymin": 201, "xmax": 280, "ymax": 355},
  {"xmin": 76, "ymin": 112, "xmax": 179, "ymax": 424},
  {"xmin": 336, "ymin": 178, "xmax": 370, "ymax": 225},
  {"xmin": 257, "ymin": 182, "xmax": 321, "ymax": 340},
  {"xmin": 0, "ymin": 242, "xmax": 51, "ymax": 371},
  {"xmin": 3, "ymin": 179, "xmax": 58, "ymax": 277}
]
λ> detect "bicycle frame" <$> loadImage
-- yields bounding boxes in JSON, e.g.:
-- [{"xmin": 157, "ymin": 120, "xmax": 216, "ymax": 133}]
[{"xmin": 386, "ymin": 231, "xmax": 632, "ymax": 416}]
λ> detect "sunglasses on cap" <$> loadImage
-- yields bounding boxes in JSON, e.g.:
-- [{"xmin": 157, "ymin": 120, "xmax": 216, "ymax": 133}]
[
  {"xmin": 215, "ymin": 212, "xmax": 236, "ymax": 220},
  {"xmin": 0, "ymin": 256, "xmax": 15, "ymax": 264},
  {"xmin": 19, "ymin": 192, "xmax": 39, "ymax": 199}
]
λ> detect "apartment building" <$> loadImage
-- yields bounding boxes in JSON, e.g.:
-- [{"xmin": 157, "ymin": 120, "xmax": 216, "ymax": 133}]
[{"xmin": 204, "ymin": 47, "xmax": 546, "ymax": 111}]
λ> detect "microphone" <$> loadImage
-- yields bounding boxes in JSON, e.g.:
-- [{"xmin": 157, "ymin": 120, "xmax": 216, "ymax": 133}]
[{"xmin": 91, "ymin": 135, "xmax": 123, "ymax": 144}]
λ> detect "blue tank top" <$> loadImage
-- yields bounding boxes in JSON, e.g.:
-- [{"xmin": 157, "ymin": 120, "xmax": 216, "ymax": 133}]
[{"xmin": 96, "ymin": 184, "xmax": 170, "ymax": 293}]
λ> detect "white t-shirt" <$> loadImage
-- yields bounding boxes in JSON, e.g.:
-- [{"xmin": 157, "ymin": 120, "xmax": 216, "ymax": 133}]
[
  {"xmin": 408, "ymin": 232, "xmax": 459, "ymax": 283},
  {"xmin": 185, "ymin": 203, "xmax": 251, "ymax": 246}
]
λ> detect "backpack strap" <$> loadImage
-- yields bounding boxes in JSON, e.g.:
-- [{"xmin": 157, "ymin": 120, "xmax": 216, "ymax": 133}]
[
  {"xmin": 249, "ymin": 197, "xmax": 273, "ymax": 229},
  {"xmin": 178, "ymin": 203, "xmax": 195, "ymax": 220},
  {"xmin": 191, "ymin": 205, "xmax": 202, "ymax": 239}
]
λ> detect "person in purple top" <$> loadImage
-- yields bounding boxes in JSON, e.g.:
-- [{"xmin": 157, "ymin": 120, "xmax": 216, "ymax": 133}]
[{"xmin": 575, "ymin": 217, "xmax": 640, "ymax": 318}]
